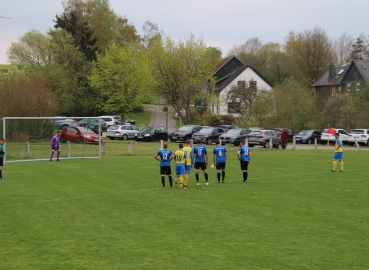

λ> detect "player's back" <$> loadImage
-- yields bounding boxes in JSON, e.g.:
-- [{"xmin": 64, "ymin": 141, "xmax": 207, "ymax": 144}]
[
  {"xmin": 193, "ymin": 145, "xmax": 207, "ymax": 162},
  {"xmin": 175, "ymin": 149, "xmax": 186, "ymax": 164},
  {"xmin": 183, "ymin": 146, "xmax": 192, "ymax": 165},
  {"xmin": 214, "ymin": 145, "xmax": 226, "ymax": 163},
  {"xmin": 158, "ymin": 149, "xmax": 172, "ymax": 166}
]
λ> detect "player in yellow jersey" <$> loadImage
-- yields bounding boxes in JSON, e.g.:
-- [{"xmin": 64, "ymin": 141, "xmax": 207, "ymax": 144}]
[
  {"xmin": 331, "ymin": 132, "xmax": 344, "ymax": 172},
  {"xmin": 175, "ymin": 143, "xmax": 187, "ymax": 189},
  {"xmin": 183, "ymin": 140, "xmax": 193, "ymax": 188}
]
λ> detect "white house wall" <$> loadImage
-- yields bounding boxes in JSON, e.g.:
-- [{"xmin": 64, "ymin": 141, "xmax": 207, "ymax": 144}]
[{"xmin": 216, "ymin": 68, "xmax": 272, "ymax": 115}]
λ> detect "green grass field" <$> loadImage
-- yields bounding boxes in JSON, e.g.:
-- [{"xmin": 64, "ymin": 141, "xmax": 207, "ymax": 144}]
[{"xmin": 1, "ymin": 146, "xmax": 368, "ymax": 269}]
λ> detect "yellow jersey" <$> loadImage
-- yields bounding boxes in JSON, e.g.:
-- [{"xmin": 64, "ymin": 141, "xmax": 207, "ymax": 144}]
[
  {"xmin": 183, "ymin": 146, "xmax": 192, "ymax": 166},
  {"xmin": 335, "ymin": 138, "xmax": 343, "ymax": 152},
  {"xmin": 175, "ymin": 150, "xmax": 187, "ymax": 164}
]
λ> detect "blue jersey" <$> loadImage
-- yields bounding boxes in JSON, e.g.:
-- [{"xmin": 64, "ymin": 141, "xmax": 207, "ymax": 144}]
[
  {"xmin": 213, "ymin": 145, "xmax": 227, "ymax": 163},
  {"xmin": 192, "ymin": 145, "xmax": 207, "ymax": 163},
  {"xmin": 156, "ymin": 149, "xmax": 173, "ymax": 166},
  {"xmin": 238, "ymin": 145, "xmax": 250, "ymax": 162}
]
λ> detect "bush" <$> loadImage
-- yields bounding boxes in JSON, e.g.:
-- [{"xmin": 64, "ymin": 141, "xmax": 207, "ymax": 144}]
[
  {"xmin": 221, "ymin": 115, "xmax": 235, "ymax": 125},
  {"xmin": 202, "ymin": 113, "xmax": 222, "ymax": 127}
]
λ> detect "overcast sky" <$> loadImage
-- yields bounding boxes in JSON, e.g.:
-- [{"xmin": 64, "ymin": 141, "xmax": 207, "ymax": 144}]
[{"xmin": 1, "ymin": 0, "xmax": 368, "ymax": 64}]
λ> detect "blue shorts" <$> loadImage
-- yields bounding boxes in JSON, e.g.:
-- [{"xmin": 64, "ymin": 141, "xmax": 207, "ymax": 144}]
[
  {"xmin": 334, "ymin": 152, "xmax": 343, "ymax": 160},
  {"xmin": 185, "ymin": 165, "xmax": 192, "ymax": 173},
  {"xmin": 176, "ymin": 164, "xmax": 186, "ymax": 175}
]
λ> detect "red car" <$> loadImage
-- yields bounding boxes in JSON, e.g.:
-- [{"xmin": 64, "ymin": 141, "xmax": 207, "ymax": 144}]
[{"xmin": 60, "ymin": 126, "xmax": 100, "ymax": 144}]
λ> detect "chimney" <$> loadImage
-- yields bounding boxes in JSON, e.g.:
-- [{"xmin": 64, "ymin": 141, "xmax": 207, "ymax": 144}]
[{"xmin": 328, "ymin": 65, "xmax": 336, "ymax": 81}]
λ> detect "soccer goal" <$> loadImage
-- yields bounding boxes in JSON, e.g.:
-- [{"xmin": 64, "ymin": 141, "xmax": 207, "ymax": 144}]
[{"xmin": 2, "ymin": 117, "xmax": 102, "ymax": 163}]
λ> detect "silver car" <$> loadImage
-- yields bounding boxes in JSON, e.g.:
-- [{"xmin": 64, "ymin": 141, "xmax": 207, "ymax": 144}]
[
  {"xmin": 107, "ymin": 125, "xmax": 140, "ymax": 140},
  {"xmin": 247, "ymin": 130, "xmax": 280, "ymax": 148}
]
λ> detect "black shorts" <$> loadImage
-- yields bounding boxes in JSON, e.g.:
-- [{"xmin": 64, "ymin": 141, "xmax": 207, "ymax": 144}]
[
  {"xmin": 194, "ymin": 162, "xmax": 207, "ymax": 170},
  {"xmin": 216, "ymin": 162, "xmax": 226, "ymax": 170},
  {"xmin": 160, "ymin": 166, "xmax": 172, "ymax": 175},
  {"xmin": 0, "ymin": 158, "xmax": 3, "ymax": 166},
  {"xmin": 240, "ymin": 160, "xmax": 249, "ymax": 171}
]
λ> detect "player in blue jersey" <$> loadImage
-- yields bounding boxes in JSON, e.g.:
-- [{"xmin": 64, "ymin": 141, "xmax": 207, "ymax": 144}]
[
  {"xmin": 237, "ymin": 140, "xmax": 251, "ymax": 183},
  {"xmin": 50, "ymin": 131, "xmax": 61, "ymax": 161},
  {"xmin": 154, "ymin": 144, "xmax": 174, "ymax": 188},
  {"xmin": 0, "ymin": 138, "xmax": 7, "ymax": 180},
  {"xmin": 213, "ymin": 140, "xmax": 227, "ymax": 183},
  {"xmin": 192, "ymin": 139, "xmax": 209, "ymax": 185}
]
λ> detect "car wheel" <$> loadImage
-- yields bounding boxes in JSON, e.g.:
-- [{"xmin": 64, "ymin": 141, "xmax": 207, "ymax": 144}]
[
  {"xmin": 348, "ymin": 142, "xmax": 354, "ymax": 146},
  {"xmin": 109, "ymin": 137, "xmax": 115, "ymax": 140},
  {"xmin": 61, "ymin": 124, "xmax": 68, "ymax": 129},
  {"xmin": 60, "ymin": 136, "xmax": 66, "ymax": 143},
  {"xmin": 164, "ymin": 135, "xmax": 169, "ymax": 141},
  {"xmin": 264, "ymin": 141, "xmax": 270, "ymax": 148},
  {"xmin": 122, "ymin": 134, "xmax": 128, "ymax": 140},
  {"xmin": 308, "ymin": 139, "xmax": 313, "ymax": 144},
  {"xmin": 207, "ymin": 139, "xmax": 213, "ymax": 145},
  {"xmin": 78, "ymin": 137, "xmax": 85, "ymax": 144},
  {"xmin": 233, "ymin": 141, "xmax": 240, "ymax": 146}
]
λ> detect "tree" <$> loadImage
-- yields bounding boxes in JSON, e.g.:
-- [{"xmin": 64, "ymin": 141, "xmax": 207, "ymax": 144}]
[
  {"xmin": 348, "ymin": 33, "xmax": 369, "ymax": 60},
  {"xmin": 0, "ymin": 72, "xmax": 57, "ymax": 117},
  {"xmin": 89, "ymin": 44, "xmax": 155, "ymax": 114},
  {"xmin": 54, "ymin": 9, "xmax": 98, "ymax": 61},
  {"xmin": 6, "ymin": 30, "xmax": 52, "ymax": 66},
  {"xmin": 149, "ymin": 35, "xmax": 220, "ymax": 124},
  {"xmin": 333, "ymin": 32, "xmax": 353, "ymax": 65},
  {"xmin": 285, "ymin": 27, "xmax": 335, "ymax": 86}
]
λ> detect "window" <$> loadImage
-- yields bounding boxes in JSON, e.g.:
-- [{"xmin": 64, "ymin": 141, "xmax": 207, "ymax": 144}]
[
  {"xmin": 249, "ymin": 80, "xmax": 257, "ymax": 88},
  {"xmin": 228, "ymin": 102, "xmax": 241, "ymax": 113},
  {"xmin": 347, "ymin": 83, "xmax": 351, "ymax": 91},
  {"xmin": 238, "ymin": 81, "xmax": 246, "ymax": 88},
  {"xmin": 356, "ymin": 82, "xmax": 360, "ymax": 91}
]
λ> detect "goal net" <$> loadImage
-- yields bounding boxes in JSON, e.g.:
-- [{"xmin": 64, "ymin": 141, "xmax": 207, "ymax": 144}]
[{"xmin": 2, "ymin": 117, "xmax": 102, "ymax": 163}]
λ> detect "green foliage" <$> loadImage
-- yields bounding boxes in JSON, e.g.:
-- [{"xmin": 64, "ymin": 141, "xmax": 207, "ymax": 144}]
[
  {"xmin": 202, "ymin": 111, "xmax": 222, "ymax": 126},
  {"xmin": 149, "ymin": 35, "xmax": 220, "ymax": 124},
  {"xmin": 89, "ymin": 44, "xmax": 155, "ymax": 114},
  {"xmin": 221, "ymin": 114, "xmax": 235, "ymax": 125}
]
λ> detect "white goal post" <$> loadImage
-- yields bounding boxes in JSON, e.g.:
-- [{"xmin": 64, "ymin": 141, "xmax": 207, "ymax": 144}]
[{"xmin": 1, "ymin": 117, "xmax": 103, "ymax": 163}]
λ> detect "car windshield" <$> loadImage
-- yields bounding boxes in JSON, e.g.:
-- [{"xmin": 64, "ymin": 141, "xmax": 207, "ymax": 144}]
[
  {"xmin": 141, "ymin": 127, "xmax": 153, "ymax": 132},
  {"xmin": 297, "ymin": 130, "xmax": 313, "ymax": 135},
  {"xmin": 249, "ymin": 131, "xmax": 262, "ymax": 136},
  {"xmin": 78, "ymin": 127, "xmax": 96, "ymax": 134},
  {"xmin": 198, "ymin": 128, "xmax": 213, "ymax": 134},
  {"xmin": 226, "ymin": 129, "xmax": 242, "ymax": 135},
  {"xmin": 351, "ymin": 130, "xmax": 365, "ymax": 134},
  {"xmin": 178, "ymin": 126, "xmax": 195, "ymax": 132}
]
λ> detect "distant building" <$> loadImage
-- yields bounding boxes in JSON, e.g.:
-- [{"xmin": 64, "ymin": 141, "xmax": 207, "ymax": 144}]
[
  {"xmin": 212, "ymin": 56, "xmax": 272, "ymax": 116},
  {"xmin": 312, "ymin": 60, "xmax": 369, "ymax": 97}
]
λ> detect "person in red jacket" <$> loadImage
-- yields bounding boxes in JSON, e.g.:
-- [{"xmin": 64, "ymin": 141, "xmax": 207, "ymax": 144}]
[{"xmin": 280, "ymin": 129, "xmax": 289, "ymax": 150}]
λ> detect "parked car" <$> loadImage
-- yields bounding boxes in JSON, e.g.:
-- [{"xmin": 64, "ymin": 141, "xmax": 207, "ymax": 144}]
[
  {"xmin": 100, "ymin": 116, "xmax": 122, "ymax": 127},
  {"xmin": 77, "ymin": 118, "xmax": 107, "ymax": 132},
  {"xmin": 320, "ymin": 128, "xmax": 349, "ymax": 144},
  {"xmin": 249, "ymin": 127, "xmax": 265, "ymax": 131},
  {"xmin": 121, "ymin": 116, "xmax": 136, "ymax": 125},
  {"xmin": 348, "ymin": 129, "xmax": 369, "ymax": 146},
  {"xmin": 54, "ymin": 118, "xmax": 76, "ymax": 129},
  {"xmin": 217, "ymin": 125, "xmax": 239, "ymax": 133},
  {"xmin": 60, "ymin": 126, "xmax": 100, "ymax": 144},
  {"xmin": 272, "ymin": 128, "xmax": 295, "ymax": 141},
  {"xmin": 246, "ymin": 130, "xmax": 280, "ymax": 148},
  {"xmin": 192, "ymin": 127, "xmax": 225, "ymax": 145},
  {"xmin": 219, "ymin": 128, "xmax": 251, "ymax": 146},
  {"xmin": 294, "ymin": 130, "xmax": 322, "ymax": 144},
  {"xmin": 169, "ymin": 125, "xmax": 203, "ymax": 142},
  {"xmin": 135, "ymin": 126, "xmax": 169, "ymax": 141},
  {"xmin": 107, "ymin": 125, "xmax": 140, "ymax": 140}
]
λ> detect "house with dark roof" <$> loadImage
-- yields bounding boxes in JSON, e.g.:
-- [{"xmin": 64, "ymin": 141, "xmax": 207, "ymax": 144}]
[
  {"xmin": 312, "ymin": 59, "xmax": 369, "ymax": 97},
  {"xmin": 212, "ymin": 56, "xmax": 273, "ymax": 115}
]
